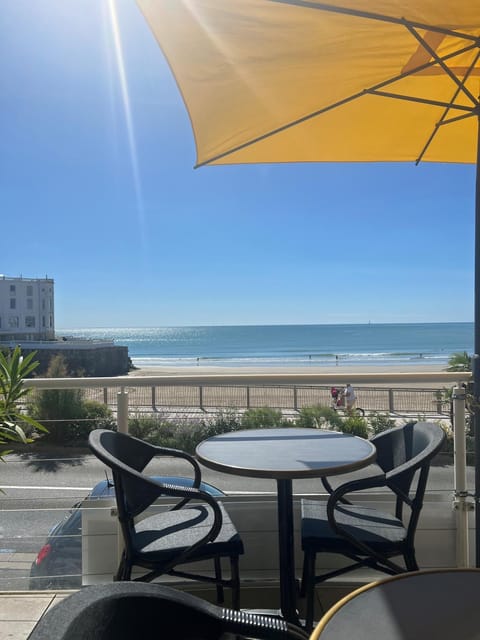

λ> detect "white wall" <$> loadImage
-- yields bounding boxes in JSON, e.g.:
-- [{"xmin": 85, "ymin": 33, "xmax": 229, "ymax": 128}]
[{"xmin": 0, "ymin": 276, "xmax": 55, "ymax": 340}]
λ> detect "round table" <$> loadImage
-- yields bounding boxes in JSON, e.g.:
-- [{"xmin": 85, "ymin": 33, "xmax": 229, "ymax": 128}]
[
  {"xmin": 196, "ymin": 428, "xmax": 376, "ymax": 626},
  {"xmin": 310, "ymin": 569, "xmax": 480, "ymax": 639}
]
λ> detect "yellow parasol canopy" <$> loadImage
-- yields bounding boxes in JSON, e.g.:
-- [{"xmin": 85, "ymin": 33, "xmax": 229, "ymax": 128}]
[{"xmin": 137, "ymin": 0, "xmax": 480, "ymax": 167}]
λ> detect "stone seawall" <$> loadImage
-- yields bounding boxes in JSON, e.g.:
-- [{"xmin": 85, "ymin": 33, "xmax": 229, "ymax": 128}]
[{"xmin": 20, "ymin": 345, "xmax": 130, "ymax": 376}]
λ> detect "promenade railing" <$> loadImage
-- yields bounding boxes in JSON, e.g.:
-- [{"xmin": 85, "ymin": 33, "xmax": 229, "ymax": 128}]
[{"xmin": 23, "ymin": 371, "xmax": 468, "ymax": 420}]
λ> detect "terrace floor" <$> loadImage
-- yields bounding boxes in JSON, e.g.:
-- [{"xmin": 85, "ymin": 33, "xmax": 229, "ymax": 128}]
[{"xmin": 0, "ymin": 591, "xmax": 75, "ymax": 640}]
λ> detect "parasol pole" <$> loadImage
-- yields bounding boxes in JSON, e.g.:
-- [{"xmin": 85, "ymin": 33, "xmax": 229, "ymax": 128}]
[{"xmin": 475, "ymin": 112, "xmax": 480, "ymax": 566}]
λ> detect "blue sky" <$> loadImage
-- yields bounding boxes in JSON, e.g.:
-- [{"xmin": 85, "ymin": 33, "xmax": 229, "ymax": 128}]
[{"xmin": 0, "ymin": 0, "xmax": 475, "ymax": 329}]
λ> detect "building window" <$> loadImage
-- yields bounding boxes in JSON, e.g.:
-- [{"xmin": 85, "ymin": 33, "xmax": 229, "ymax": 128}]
[
  {"xmin": 10, "ymin": 284, "xmax": 15, "ymax": 293},
  {"xmin": 27, "ymin": 298, "xmax": 33, "ymax": 310},
  {"xmin": 8, "ymin": 316, "xmax": 19, "ymax": 328},
  {"xmin": 27, "ymin": 285, "xmax": 33, "ymax": 296},
  {"xmin": 25, "ymin": 316, "xmax": 36, "ymax": 328},
  {"xmin": 42, "ymin": 316, "xmax": 46, "ymax": 327},
  {"xmin": 10, "ymin": 298, "xmax": 16, "ymax": 309}
]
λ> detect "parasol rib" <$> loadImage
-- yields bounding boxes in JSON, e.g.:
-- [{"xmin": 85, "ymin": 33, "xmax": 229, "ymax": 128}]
[
  {"xmin": 438, "ymin": 111, "xmax": 480, "ymax": 127},
  {"xmin": 268, "ymin": 0, "xmax": 480, "ymax": 43},
  {"xmin": 197, "ymin": 39, "xmax": 478, "ymax": 168},
  {"xmin": 416, "ymin": 48, "xmax": 480, "ymax": 164},
  {"xmin": 368, "ymin": 90, "xmax": 474, "ymax": 112},
  {"xmin": 406, "ymin": 24, "xmax": 478, "ymax": 106}
]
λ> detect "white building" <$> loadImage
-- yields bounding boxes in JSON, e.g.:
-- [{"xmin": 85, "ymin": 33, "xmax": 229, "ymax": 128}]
[{"xmin": 0, "ymin": 275, "xmax": 55, "ymax": 341}]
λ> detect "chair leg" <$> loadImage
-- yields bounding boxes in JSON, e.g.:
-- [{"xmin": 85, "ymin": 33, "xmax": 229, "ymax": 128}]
[
  {"xmin": 302, "ymin": 551, "xmax": 316, "ymax": 633},
  {"xmin": 214, "ymin": 557, "xmax": 224, "ymax": 604},
  {"xmin": 230, "ymin": 555, "xmax": 241, "ymax": 610},
  {"xmin": 300, "ymin": 551, "xmax": 309, "ymax": 597},
  {"xmin": 404, "ymin": 549, "xmax": 419, "ymax": 572},
  {"xmin": 115, "ymin": 552, "xmax": 131, "ymax": 581}
]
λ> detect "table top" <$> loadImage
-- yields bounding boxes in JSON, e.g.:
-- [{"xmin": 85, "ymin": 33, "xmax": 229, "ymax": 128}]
[
  {"xmin": 311, "ymin": 569, "xmax": 480, "ymax": 640},
  {"xmin": 195, "ymin": 428, "xmax": 376, "ymax": 480}
]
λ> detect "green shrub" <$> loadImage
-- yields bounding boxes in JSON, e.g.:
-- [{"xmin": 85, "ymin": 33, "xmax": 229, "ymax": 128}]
[
  {"xmin": 241, "ymin": 407, "xmax": 290, "ymax": 429},
  {"xmin": 81, "ymin": 400, "xmax": 115, "ymax": 430},
  {"xmin": 29, "ymin": 355, "xmax": 114, "ymax": 443},
  {"xmin": 32, "ymin": 397, "xmax": 115, "ymax": 444},
  {"xmin": 128, "ymin": 410, "xmax": 243, "ymax": 454},
  {"xmin": 0, "ymin": 346, "xmax": 46, "ymax": 457},
  {"xmin": 201, "ymin": 409, "xmax": 242, "ymax": 436},
  {"xmin": 340, "ymin": 415, "xmax": 369, "ymax": 439},
  {"xmin": 169, "ymin": 422, "xmax": 211, "ymax": 454},
  {"xmin": 446, "ymin": 351, "xmax": 471, "ymax": 372},
  {"xmin": 368, "ymin": 412, "xmax": 397, "ymax": 435},
  {"xmin": 435, "ymin": 419, "xmax": 474, "ymax": 465},
  {"xmin": 296, "ymin": 406, "xmax": 343, "ymax": 430},
  {"xmin": 128, "ymin": 415, "xmax": 170, "ymax": 444}
]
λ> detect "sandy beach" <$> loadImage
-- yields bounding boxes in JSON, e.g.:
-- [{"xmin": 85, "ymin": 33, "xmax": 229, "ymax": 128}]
[
  {"xmin": 129, "ymin": 363, "xmax": 447, "ymax": 376},
  {"xmin": 127, "ymin": 362, "xmax": 469, "ymax": 389}
]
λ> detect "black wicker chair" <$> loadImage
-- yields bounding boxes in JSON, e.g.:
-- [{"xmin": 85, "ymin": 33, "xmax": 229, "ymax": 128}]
[
  {"xmin": 88, "ymin": 429, "xmax": 244, "ymax": 608},
  {"xmin": 27, "ymin": 582, "xmax": 309, "ymax": 640},
  {"xmin": 300, "ymin": 421, "xmax": 445, "ymax": 631}
]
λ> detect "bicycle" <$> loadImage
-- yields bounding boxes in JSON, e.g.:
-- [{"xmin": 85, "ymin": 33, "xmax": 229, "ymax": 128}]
[{"xmin": 331, "ymin": 394, "xmax": 365, "ymax": 417}]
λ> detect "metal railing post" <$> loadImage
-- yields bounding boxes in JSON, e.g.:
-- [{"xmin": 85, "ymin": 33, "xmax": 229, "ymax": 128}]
[
  {"xmin": 246, "ymin": 386, "xmax": 250, "ymax": 409},
  {"xmin": 199, "ymin": 385, "xmax": 204, "ymax": 411},
  {"xmin": 388, "ymin": 389, "xmax": 394, "ymax": 413},
  {"xmin": 293, "ymin": 386, "xmax": 298, "ymax": 411},
  {"xmin": 117, "ymin": 387, "xmax": 129, "ymax": 434},
  {"xmin": 436, "ymin": 397, "xmax": 443, "ymax": 414},
  {"xmin": 453, "ymin": 383, "xmax": 472, "ymax": 567},
  {"xmin": 151, "ymin": 385, "xmax": 156, "ymax": 410},
  {"xmin": 103, "ymin": 388, "xmax": 108, "ymax": 405}
]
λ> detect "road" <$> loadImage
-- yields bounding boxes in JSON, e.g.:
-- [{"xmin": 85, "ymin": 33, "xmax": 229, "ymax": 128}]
[{"xmin": 0, "ymin": 448, "xmax": 467, "ymax": 591}]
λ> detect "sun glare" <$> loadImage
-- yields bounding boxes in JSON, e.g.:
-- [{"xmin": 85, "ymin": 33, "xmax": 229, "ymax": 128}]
[{"xmin": 106, "ymin": 0, "xmax": 148, "ymax": 256}]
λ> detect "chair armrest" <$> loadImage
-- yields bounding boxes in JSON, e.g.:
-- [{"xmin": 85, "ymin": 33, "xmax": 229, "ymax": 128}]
[
  {"xmin": 152, "ymin": 445, "xmax": 202, "ymax": 488},
  {"xmin": 135, "ymin": 476, "xmax": 224, "ymax": 572},
  {"xmin": 148, "ymin": 477, "xmax": 224, "ymax": 543},
  {"xmin": 327, "ymin": 472, "xmax": 387, "ymax": 506},
  {"xmin": 326, "ymin": 473, "xmax": 387, "ymax": 534},
  {"xmin": 321, "ymin": 462, "xmax": 386, "ymax": 503},
  {"xmin": 321, "ymin": 476, "xmax": 335, "ymax": 495},
  {"xmin": 326, "ymin": 472, "xmax": 404, "ymax": 573},
  {"xmin": 385, "ymin": 455, "xmax": 428, "ymax": 482},
  {"xmin": 321, "ymin": 476, "xmax": 354, "ymax": 505},
  {"xmin": 223, "ymin": 609, "xmax": 309, "ymax": 639}
]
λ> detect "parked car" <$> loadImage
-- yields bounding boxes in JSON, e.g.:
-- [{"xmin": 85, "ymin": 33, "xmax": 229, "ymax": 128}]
[{"xmin": 29, "ymin": 477, "xmax": 225, "ymax": 590}]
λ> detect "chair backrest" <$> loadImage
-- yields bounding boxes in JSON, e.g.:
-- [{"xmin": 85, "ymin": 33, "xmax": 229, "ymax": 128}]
[
  {"xmin": 89, "ymin": 429, "xmax": 157, "ymax": 473},
  {"xmin": 89, "ymin": 430, "xmax": 165, "ymax": 520},
  {"xmin": 370, "ymin": 421, "xmax": 445, "ymax": 537},
  {"xmin": 27, "ymin": 582, "xmax": 309, "ymax": 640}
]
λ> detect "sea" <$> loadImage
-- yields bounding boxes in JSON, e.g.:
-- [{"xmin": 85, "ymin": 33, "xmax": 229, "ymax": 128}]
[{"xmin": 57, "ymin": 322, "xmax": 473, "ymax": 370}]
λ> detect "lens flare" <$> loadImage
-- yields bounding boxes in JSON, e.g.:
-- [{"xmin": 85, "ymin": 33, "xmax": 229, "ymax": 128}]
[{"xmin": 107, "ymin": 0, "xmax": 148, "ymax": 256}]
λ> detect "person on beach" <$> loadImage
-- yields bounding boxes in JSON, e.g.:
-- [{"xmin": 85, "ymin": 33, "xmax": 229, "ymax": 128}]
[
  {"xmin": 343, "ymin": 383, "xmax": 356, "ymax": 411},
  {"xmin": 330, "ymin": 386, "xmax": 339, "ymax": 408}
]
